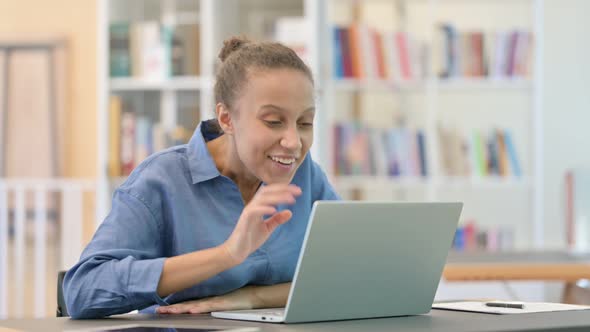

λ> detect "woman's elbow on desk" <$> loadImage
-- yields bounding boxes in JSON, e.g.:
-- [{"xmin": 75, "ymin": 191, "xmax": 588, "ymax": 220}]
[{"xmin": 64, "ymin": 266, "xmax": 136, "ymax": 319}]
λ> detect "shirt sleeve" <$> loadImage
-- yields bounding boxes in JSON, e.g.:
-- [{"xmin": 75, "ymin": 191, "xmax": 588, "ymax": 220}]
[
  {"xmin": 63, "ymin": 189, "xmax": 169, "ymax": 319},
  {"xmin": 310, "ymin": 159, "xmax": 341, "ymax": 201}
]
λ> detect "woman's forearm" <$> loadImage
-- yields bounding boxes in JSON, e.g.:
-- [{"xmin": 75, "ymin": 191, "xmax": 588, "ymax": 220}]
[
  {"xmin": 157, "ymin": 244, "xmax": 240, "ymax": 297},
  {"xmin": 251, "ymin": 282, "xmax": 292, "ymax": 308}
]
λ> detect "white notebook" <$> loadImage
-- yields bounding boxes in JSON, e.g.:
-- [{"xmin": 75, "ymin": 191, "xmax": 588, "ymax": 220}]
[{"xmin": 432, "ymin": 301, "xmax": 590, "ymax": 315}]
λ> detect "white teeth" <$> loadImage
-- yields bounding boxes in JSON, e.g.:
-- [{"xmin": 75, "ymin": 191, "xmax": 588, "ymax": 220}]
[{"xmin": 270, "ymin": 156, "xmax": 295, "ymax": 165}]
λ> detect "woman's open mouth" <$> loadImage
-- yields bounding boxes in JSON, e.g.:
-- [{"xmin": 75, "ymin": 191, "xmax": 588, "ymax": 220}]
[{"xmin": 268, "ymin": 155, "xmax": 298, "ymax": 172}]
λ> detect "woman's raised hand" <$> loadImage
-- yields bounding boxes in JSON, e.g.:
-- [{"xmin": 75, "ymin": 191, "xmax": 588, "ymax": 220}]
[{"xmin": 221, "ymin": 184, "xmax": 301, "ymax": 264}]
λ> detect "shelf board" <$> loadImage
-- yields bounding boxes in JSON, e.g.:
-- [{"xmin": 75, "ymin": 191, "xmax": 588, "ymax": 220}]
[
  {"xmin": 331, "ymin": 175, "xmax": 531, "ymax": 190},
  {"xmin": 327, "ymin": 77, "xmax": 532, "ymax": 92},
  {"xmin": 331, "ymin": 176, "xmax": 430, "ymax": 190},
  {"xmin": 329, "ymin": 79, "xmax": 425, "ymax": 92},
  {"xmin": 435, "ymin": 176, "xmax": 532, "ymax": 188},
  {"xmin": 109, "ymin": 76, "xmax": 212, "ymax": 91},
  {"xmin": 436, "ymin": 77, "xmax": 533, "ymax": 90}
]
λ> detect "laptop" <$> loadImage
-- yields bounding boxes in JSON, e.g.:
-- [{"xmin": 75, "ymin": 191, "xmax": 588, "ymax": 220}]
[{"xmin": 212, "ymin": 201, "xmax": 463, "ymax": 324}]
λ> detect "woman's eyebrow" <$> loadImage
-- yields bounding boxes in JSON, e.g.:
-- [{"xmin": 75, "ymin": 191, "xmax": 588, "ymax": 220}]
[
  {"xmin": 258, "ymin": 104, "xmax": 285, "ymax": 113},
  {"xmin": 258, "ymin": 104, "xmax": 316, "ymax": 114}
]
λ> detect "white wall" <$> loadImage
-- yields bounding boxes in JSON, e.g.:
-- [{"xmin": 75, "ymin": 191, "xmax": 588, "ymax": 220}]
[{"xmin": 543, "ymin": 0, "xmax": 590, "ymax": 248}]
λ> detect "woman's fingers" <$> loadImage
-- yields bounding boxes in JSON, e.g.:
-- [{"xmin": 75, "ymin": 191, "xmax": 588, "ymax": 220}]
[
  {"xmin": 157, "ymin": 305, "xmax": 182, "ymax": 314},
  {"xmin": 157, "ymin": 297, "xmax": 227, "ymax": 315},
  {"xmin": 157, "ymin": 301, "xmax": 200, "ymax": 314},
  {"xmin": 264, "ymin": 210, "xmax": 293, "ymax": 229},
  {"xmin": 223, "ymin": 184, "xmax": 302, "ymax": 263},
  {"xmin": 246, "ymin": 206, "xmax": 277, "ymax": 217},
  {"xmin": 257, "ymin": 184, "xmax": 302, "ymax": 198},
  {"xmin": 251, "ymin": 192, "xmax": 298, "ymax": 208},
  {"xmin": 245, "ymin": 184, "xmax": 301, "ymax": 219}
]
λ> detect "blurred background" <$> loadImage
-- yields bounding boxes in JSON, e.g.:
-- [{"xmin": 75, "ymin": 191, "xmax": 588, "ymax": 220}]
[{"xmin": 0, "ymin": 0, "xmax": 589, "ymax": 319}]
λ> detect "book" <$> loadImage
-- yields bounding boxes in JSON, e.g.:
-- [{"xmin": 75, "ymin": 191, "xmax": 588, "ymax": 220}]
[
  {"xmin": 130, "ymin": 21, "xmax": 167, "ymax": 79},
  {"xmin": 372, "ymin": 30, "xmax": 387, "ymax": 79},
  {"xmin": 120, "ymin": 112, "xmax": 136, "ymax": 176},
  {"xmin": 332, "ymin": 123, "xmax": 428, "ymax": 177},
  {"xmin": 395, "ymin": 31, "xmax": 412, "ymax": 80},
  {"xmin": 438, "ymin": 126, "xmax": 469, "ymax": 176},
  {"xmin": 495, "ymin": 130, "xmax": 509, "ymax": 176},
  {"xmin": 416, "ymin": 130, "xmax": 428, "ymax": 177},
  {"xmin": 503, "ymin": 130, "xmax": 521, "ymax": 177},
  {"xmin": 109, "ymin": 22, "xmax": 131, "ymax": 77},
  {"xmin": 108, "ymin": 96, "xmax": 122, "ymax": 177},
  {"xmin": 172, "ymin": 24, "xmax": 200, "ymax": 76},
  {"xmin": 332, "ymin": 27, "xmax": 344, "ymax": 79},
  {"xmin": 348, "ymin": 24, "xmax": 363, "ymax": 79},
  {"xmin": 437, "ymin": 24, "xmax": 533, "ymax": 79},
  {"xmin": 331, "ymin": 25, "xmax": 426, "ymax": 82},
  {"xmin": 471, "ymin": 131, "xmax": 487, "ymax": 176},
  {"xmin": 133, "ymin": 116, "xmax": 152, "ymax": 167},
  {"xmin": 382, "ymin": 30, "xmax": 400, "ymax": 81},
  {"xmin": 340, "ymin": 28, "xmax": 353, "ymax": 78}
]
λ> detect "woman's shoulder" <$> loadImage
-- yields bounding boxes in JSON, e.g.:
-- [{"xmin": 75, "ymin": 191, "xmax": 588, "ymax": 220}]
[
  {"xmin": 293, "ymin": 154, "xmax": 340, "ymax": 201},
  {"xmin": 119, "ymin": 144, "xmax": 192, "ymax": 192},
  {"xmin": 292, "ymin": 154, "xmax": 328, "ymax": 183}
]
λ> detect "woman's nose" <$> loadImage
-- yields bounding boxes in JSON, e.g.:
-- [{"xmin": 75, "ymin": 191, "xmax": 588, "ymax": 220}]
[{"xmin": 281, "ymin": 127, "xmax": 302, "ymax": 150}]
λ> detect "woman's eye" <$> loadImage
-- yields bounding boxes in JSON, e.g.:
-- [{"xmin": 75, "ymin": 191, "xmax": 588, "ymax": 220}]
[
  {"xmin": 265, "ymin": 120, "xmax": 282, "ymax": 126},
  {"xmin": 299, "ymin": 123, "xmax": 314, "ymax": 127}
]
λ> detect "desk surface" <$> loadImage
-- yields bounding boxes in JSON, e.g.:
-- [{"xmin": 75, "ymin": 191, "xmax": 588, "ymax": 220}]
[
  {"xmin": 446, "ymin": 251, "xmax": 590, "ymax": 264},
  {"xmin": 2, "ymin": 310, "xmax": 590, "ymax": 332},
  {"xmin": 444, "ymin": 251, "xmax": 590, "ymax": 281}
]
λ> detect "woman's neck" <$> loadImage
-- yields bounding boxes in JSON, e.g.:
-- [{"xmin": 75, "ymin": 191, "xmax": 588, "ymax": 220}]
[{"xmin": 207, "ymin": 134, "xmax": 262, "ymax": 204}]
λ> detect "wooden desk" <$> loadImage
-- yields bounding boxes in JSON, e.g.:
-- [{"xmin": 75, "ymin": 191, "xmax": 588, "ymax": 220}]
[{"xmin": 443, "ymin": 251, "xmax": 590, "ymax": 303}]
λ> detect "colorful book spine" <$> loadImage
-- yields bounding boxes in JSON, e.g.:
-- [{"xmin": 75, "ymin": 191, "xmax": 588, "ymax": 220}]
[
  {"xmin": 331, "ymin": 25, "xmax": 426, "ymax": 81},
  {"xmin": 503, "ymin": 130, "xmax": 522, "ymax": 177},
  {"xmin": 437, "ymin": 24, "xmax": 532, "ymax": 79},
  {"xmin": 332, "ymin": 123, "xmax": 428, "ymax": 177},
  {"xmin": 451, "ymin": 222, "xmax": 515, "ymax": 252},
  {"xmin": 333, "ymin": 27, "xmax": 344, "ymax": 79},
  {"xmin": 120, "ymin": 112, "xmax": 136, "ymax": 176},
  {"xmin": 417, "ymin": 130, "xmax": 428, "ymax": 177},
  {"xmin": 109, "ymin": 22, "xmax": 131, "ymax": 77}
]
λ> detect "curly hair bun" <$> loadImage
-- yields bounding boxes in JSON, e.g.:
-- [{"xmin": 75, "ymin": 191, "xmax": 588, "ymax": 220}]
[{"xmin": 218, "ymin": 36, "xmax": 251, "ymax": 62}]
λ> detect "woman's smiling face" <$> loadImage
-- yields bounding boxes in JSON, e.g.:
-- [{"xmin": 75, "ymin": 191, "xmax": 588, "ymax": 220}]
[{"xmin": 227, "ymin": 67, "xmax": 315, "ymax": 184}]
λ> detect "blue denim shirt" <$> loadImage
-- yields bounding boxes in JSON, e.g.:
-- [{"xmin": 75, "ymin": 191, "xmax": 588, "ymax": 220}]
[{"xmin": 64, "ymin": 120, "xmax": 339, "ymax": 319}]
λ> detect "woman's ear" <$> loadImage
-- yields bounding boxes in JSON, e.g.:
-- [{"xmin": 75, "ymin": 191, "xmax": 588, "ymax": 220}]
[{"xmin": 216, "ymin": 103, "xmax": 234, "ymax": 135}]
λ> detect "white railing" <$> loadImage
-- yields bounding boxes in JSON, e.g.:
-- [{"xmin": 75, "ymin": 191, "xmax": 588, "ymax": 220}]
[{"xmin": 0, "ymin": 178, "xmax": 96, "ymax": 319}]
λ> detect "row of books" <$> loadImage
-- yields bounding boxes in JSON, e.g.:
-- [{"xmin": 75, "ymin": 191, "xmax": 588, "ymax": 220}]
[
  {"xmin": 333, "ymin": 123, "xmax": 428, "ymax": 177},
  {"xmin": 332, "ymin": 25, "xmax": 428, "ymax": 82},
  {"xmin": 438, "ymin": 127, "xmax": 522, "ymax": 177},
  {"xmin": 452, "ymin": 221, "xmax": 515, "ymax": 252},
  {"xmin": 108, "ymin": 96, "xmax": 194, "ymax": 177},
  {"xmin": 110, "ymin": 21, "xmax": 200, "ymax": 79},
  {"xmin": 437, "ymin": 24, "xmax": 533, "ymax": 79}
]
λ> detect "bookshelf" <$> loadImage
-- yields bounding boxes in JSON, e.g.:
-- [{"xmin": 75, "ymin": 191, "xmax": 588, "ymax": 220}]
[
  {"xmin": 96, "ymin": 0, "xmax": 306, "ymax": 222},
  {"xmin": 96, "ymin": 0, "xmax": 544, "ymax": 249},
  {"xmin": 311, "ymin": 0, "xmax": 544, "ymax": 250},
  {"xmin": 96, "ymin": 0, "xmax": 215, "ymax": 223},
  {"xmin": 109, "ymin": 76, "xmax": 212, "ymax": 91}
]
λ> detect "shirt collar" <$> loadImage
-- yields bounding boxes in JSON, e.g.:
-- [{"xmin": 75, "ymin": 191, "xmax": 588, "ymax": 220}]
[{"xmin": 187, "ymin": 120, "xmax": 223, "ymax": 184}]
